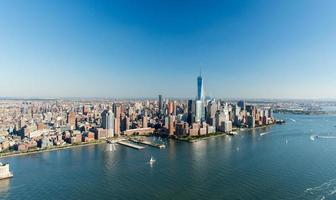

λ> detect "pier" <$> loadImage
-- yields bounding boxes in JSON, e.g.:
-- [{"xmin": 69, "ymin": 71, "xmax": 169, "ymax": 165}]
[
  {"xmin": 106, "ymin": 138, "xmax": 126, "ymax": 144},
  {"xmin": 117, "ymin": 141, "xmax": 145, "ymax": 150},
  {"xmin": 130, "ymin": 139, "xmax": 166, "ymax": 149}
]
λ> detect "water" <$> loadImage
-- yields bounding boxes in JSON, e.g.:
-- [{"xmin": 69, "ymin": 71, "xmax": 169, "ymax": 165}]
[{"xmin": 1, "ymin": 114, "xmax": 336, "ymax": 200}]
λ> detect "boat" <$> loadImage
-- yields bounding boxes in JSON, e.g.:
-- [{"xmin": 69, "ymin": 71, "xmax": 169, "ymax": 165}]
[
  {"xmin": 228, "ymin": 131, "xmax": 238, "ymax": 136},
  {"xmin": 0, "ymin": 163, "xmax": 13, "ymax": 180},
  {"xmin": 149, "ymin": 156, "xmax": 156, "ymax": 164}
]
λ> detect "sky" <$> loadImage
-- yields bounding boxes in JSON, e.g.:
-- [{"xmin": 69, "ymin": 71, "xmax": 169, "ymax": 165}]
[{"xmin": 0, "ymin": 0, "xmax": 335, "ymax": 99}]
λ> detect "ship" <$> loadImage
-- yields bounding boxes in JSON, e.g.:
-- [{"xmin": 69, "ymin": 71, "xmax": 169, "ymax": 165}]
[{"xmin": 0, "ymin": 163, "xmax": 13, "ymax": 180}]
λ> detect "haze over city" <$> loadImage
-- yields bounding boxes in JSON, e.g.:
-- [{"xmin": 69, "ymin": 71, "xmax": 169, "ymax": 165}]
[{"xmin": 0, "ymin": 0, "xmax": 336, "ymax": 99}]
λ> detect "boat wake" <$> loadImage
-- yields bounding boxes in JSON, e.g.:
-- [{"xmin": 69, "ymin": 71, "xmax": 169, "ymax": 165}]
[
  {"xmin": 310, "ymin": 135, "xmax": 336, "ymax": 141},
  {"xmin": 260, "ymin": 132, "xmax": 270, "ymax": 136},
  {"xmin": 289, "ymin": 118, "xmax": 296, "ymax": 123},
  {"xmin": 318, "ymin": 136, "xmax": 336, "ymax": 139},
  {"xmin": 302, "ymin": 178, "xmax": 336, "ymax": 200}
]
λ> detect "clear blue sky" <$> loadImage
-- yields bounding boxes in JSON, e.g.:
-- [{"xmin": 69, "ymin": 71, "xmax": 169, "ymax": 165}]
[{"xmin": 0, "ymin": 0, "xmax": 335, "ymax": 99}]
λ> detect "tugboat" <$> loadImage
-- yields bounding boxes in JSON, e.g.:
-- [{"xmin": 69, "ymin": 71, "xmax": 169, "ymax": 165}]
[{"xmin": 0, "ymin": 163, "xmax": 13, "ymax": 180}]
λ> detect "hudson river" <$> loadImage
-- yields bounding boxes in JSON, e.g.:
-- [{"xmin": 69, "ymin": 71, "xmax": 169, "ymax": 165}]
[{"xmin": 1, "ymin": 113, "xmax": 336, "ymax": 200}]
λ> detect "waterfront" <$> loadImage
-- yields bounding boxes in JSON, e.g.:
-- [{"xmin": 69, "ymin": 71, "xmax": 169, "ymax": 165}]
[{"xmin": 1, "ymin": 113, "xmax": 336, "ymax": 200}]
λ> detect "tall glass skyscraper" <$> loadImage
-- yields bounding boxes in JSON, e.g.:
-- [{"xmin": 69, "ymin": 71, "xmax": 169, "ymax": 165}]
[
  {"xmin": 197, "ymin": 71, "xmax": 204, "ymax": 101},
  {"xmin": 196, "ymin": 70, "xmax": 205, "ymax": 122}
]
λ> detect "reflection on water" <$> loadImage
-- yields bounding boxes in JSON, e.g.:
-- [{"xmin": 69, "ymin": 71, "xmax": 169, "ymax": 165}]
[
  {"xmin": 106, "ymin": 144, "xmax": 117, "ymax": 152},
  {"xmin": 0, "ymin": 178, "xmax": 10, "ymax": 194}
]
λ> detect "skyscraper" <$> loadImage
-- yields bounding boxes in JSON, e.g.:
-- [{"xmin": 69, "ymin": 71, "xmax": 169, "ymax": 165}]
[
  {"xmin": 196, "ymin": 70, "xmax": 205, "ymax": 122},
  {"xmin": 195, "ymin": 100, "xmax": 202, "ymax": 123},
  {"xmin": 67, "ymin": 111, "xmax": 76, "ymax": 128},
  {"xmin": 197, "ymin": 70, "xmax": 204, "ymax": 101},
  {"xmin": 187, "ymin": 99, "xmax": 194, "ymax": 124},
  {"xmin": 113, "ymin": 103, "xmax": 122, "ymax": 135},
  {"xmin": 168, "ymin": 100, "xmax": 174, "ymax": 115},
  {"xmin": 168, "ymin": 114, "xmax": 175, "ymax": 136},
  {"xmin": 158, "ymin": 94, "xmax": 163, "ymax": 116},
  {"xmin": 238, "ymin": 100, "xmax": 246, "ymax": 110},
  {"xmin": 142, "ymin": 110, "xmax": 148, "ymax": 128},
  {"xmin": 101, "ymin": 110, "xmax": 115, "ymax": 137}
]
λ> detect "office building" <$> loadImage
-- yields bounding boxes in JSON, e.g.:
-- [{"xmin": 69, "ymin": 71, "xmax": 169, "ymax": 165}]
[
  {"xmin": 101, "ymin": 110, "xmax": 115, "ymax": 137},
  {"xmin": 195, "ymin": 100, "xmax": 203, "ymax": 123}
]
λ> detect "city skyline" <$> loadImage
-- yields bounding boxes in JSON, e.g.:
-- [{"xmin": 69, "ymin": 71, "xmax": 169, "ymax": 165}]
[
  {"xmin": 1, "ymin": 0, "xmax": 336, "ymax": 99},
  {"xmin": 1, "ymin": 1, "xmax": 336, "ymax": 199}
]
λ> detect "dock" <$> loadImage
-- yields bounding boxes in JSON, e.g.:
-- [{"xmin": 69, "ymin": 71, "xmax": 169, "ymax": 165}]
[
  {"xmin": 106, "ymin": 138, "xmax": 126, "ymax": 144},
  {"xmin": 117, "ymin": 141, "xmax": 145, "ymax": 150},
  {"xmin": 130, "ymin": 139, "xmax": 166, "ymax": 149}
]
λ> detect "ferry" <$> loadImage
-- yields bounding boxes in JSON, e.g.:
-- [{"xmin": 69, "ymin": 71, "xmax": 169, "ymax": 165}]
[{"xmin": 0, "ymin": 163, "xmax": 13, "ymax": 180}]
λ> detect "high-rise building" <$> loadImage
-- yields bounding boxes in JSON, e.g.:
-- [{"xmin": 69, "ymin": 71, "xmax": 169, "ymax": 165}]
[
  {"xmin": 113, "ymin": 104, "xmax": 122, "ymax": 135},
  {"xmin": 215, "ymin": 111, "xmax": 226, "ymax": 130},
  {"xmin": 114, "ymin": 118, "xmax": 120, "ymax": 136},
  {"xmin": 238, "ymin": 100, "xmax": 246, "ymax": 110},
  {"xmin": 220, "ymin": 121, "xmax": 232, "ymax": 133},
  {"xmin": 82, "ymin": 106, "xmax": 89, "ymax": 115},
  {"xmin": 101, "ymin": 110, "xmax": 115, "ymax": 137},
  {"xmin": 67, "ymin": 111, "xmax": 76, "ymax": 128},
  {"xmin": 158, "ymin": 95, "xmax": 163, "ymax": 115},
  {"xmin": 268, "ymin": 108, "xmax": 273, "ymax": 118},
  {"xmin": 195, "ymin": 100, "xmax": 203, "ymax": 123},
  {"xmin": 247, "ymin": 115, "xmax": 255, "ymax": 128},
  {"xmin": 207, "ymin": 100, "xmax": 217, "ymax": 121},
  {"xmin": 168, "ymin": 115, "xmax": 175, "ymax": 136},
  {"xmin": 168, "ymin": 100, "xmax": 175, "ymax": 115},
  {"xmin": 187, "ymin": 100, "xmax": 194, "ymax": 124},
  {"xmin": 120, "ymin": 116, "xmax": 130, "ymax": 131},
  {"xmin": 113, "ymin": 103, "xmax": 122, "ymax": 119},
  {"xmin": 173, "ymin": 100, "xmax": 177, "ymax": 115},
  {"xmin": 196, "ymin": 70, "xmax": 205, "ymax": 122},
  {"xmin": 246, "ymin": 105, "xmax": 256, "ymax": 117},
  {"xmin": 142, "ymin": 111, "xmax": 148, "ymax": 128},
  {"xmin": 197, "ymin": 71, "xmax": 204, "ymax": 101}
]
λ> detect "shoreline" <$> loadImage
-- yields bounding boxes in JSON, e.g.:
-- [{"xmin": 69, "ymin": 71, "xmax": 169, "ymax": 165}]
[
  {"xmin": 0, "ymin": 140, "xmax": 106, "ymax": 159},
  {"xmin": 176, "ymin": 124, "xmax": 276, "ymax": 143},
  {"xmin": 0, "ymin": 124, "xmax": 277, "ymax": 158}
]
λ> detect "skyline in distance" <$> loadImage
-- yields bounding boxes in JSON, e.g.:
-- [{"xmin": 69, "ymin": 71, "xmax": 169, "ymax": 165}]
[{"xmin": 0, "ymin": 0, "xmax": 336, "ymax": 99}]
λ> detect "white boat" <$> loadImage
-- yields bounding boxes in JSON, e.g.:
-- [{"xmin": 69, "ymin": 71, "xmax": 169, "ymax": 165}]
[
  {"xmin": 0, "ymin": 163, "xmax": 13, "ymax": 180},
  {"xmin": 149, "ymin": 156, "xmax": 156, "ymax": 164},
  {"xmin": 228, "ymin": 131, "xmax": 238, "ymax": 136}
]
